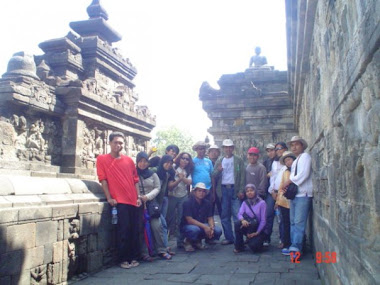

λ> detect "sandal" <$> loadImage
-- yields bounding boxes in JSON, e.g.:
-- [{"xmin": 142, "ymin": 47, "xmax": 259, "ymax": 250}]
[
  {"xmin": 160, "ymin": 253, "xmax": 172, "ymax": 260},
  {"xmin": 120, "ymin": 261, "xmax": 132, "ymax": 269},
  {"xmin": 233, "ymin": 248, "xmax": 243, "ymax": 253},
  {"xmin": 130, "ymin": 260, "xmax": 140, "ymax": 267},
  {"xmin": 142, "ymin": 255, "xmax": 154, "ymax": 262},
  {"xmin": 167, "ymin": 247, "xmax": 176, "ymax": 255}
]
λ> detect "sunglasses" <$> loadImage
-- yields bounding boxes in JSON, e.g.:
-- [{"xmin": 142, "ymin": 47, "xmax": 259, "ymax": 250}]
[
  {"xmin": 181, "ymin": 157, "xmax": 190, "ymax": 161},
  {"xmin": 275, "ymin": 147, "xmax": 285, "ymax": 151}
]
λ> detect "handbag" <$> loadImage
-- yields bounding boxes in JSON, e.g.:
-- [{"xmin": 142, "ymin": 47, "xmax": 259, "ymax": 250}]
[
  {"xmin": 284, "ymin": 155, "xmax": 300, "ymax": 200},
  {"xmin": 243, "ymin": 201, "xmax": 259, "ymax": 234},
  {"xmin": 139, "ymin": 177, "xmax": 161, "ymax": 219}
]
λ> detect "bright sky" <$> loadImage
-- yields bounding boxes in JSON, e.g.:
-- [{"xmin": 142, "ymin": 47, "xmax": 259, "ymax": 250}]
[{"xmin": 0, "ymin": 0, "xmax": 287, "ymax": 143}]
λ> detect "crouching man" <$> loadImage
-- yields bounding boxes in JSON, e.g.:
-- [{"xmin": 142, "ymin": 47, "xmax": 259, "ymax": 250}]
[{"xmin": 181, "ymin": 182, "xmax": 222, "ymax": 252}]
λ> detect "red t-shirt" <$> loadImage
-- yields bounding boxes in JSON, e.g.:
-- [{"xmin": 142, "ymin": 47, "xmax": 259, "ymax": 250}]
[{"xmin": 96, "ymin": 154, "xmax": 139, "ymax": 206}]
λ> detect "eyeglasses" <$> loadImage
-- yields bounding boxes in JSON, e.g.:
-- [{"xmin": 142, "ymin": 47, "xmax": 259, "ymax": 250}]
[
  {"xmin": 181, "ymin": 157, "xmax": 190, "ymax": 161},
  {"xmin": 275, "ymin": 147, "xmax": 284, "ymax": 151}
]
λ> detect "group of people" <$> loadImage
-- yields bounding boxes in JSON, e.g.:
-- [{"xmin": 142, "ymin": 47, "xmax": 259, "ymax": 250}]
[{"xmin": 96, "ymin": 132, "xmax": 313, "ymax": 269}]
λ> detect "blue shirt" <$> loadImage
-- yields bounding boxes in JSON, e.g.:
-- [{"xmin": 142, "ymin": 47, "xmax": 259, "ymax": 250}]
[{"xmin": 192, "ymin": 157, "xmax": 214, "ymax": 189}]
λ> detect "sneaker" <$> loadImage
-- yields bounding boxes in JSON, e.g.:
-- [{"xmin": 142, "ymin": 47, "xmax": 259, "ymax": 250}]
[
  {"xmin": 263, "ymin": 240, "xmax": 270, "ymax": 247},
  {"xmin": 183, "ymin": 238, "xmax": 195, "ymax": 252},
  {"xmin": 281, "ymin": 248, "xmax": 290, "ymax": 256}
]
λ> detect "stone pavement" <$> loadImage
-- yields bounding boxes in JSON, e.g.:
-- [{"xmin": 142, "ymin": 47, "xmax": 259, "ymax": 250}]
[{"xmin": 73, "ymin": 219, "xmax": 321, "ymax": 285}]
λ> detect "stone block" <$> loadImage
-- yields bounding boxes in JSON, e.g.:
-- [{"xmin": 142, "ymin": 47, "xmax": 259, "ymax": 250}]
[
  {"xmin": 67, "ymin": 193, "xmax": 102, "ymax": 204},
  {"xmin": 0, "ymin": 176, "xmax": 14, "ymax": 195},
  {"xmin": 12, "ymin": 269, "xmax": 30, "ymax": 285},
  {"xmin": 0, "ymin": 197, "xmax": 12, "ymax": 208},
  {"xmin": 0, "ymin": 226, "xmax": 6, "ymax": 254},
  {"xmin": 44, "ymin": 243, "xmax": 53, "ymax": 264},
  {"xmin": 82, "ymin": 180, "xmax": 103, "ymax": 194},
  {"xmin": 79, "ymin": 203, "xmax": 99, "ymax": 214},
  {"xmin": 0, "ymin": 276, "xmax": 11, "ymax": 285},
  {"xmin": 65, "ymin": 178, "xmax": 89, "ymax": 193},
  {"xmin": 18, "ymin": 206, "xmax": 52, "ymax": 222},
  {"xmin": 57, "ymin": 220, "xmax": 64, "ymax": 241},
  {"xmin": 53, "ymin": 241, "xmax": 63, "ymax": 263},
  {"xmin": 47, "ymin": 262, "xmax": 61, "ymax": 285},
  {"xmin": 0, "ymin": 209, "xmax": 18, "ymax": 224},
  {"xmin": 52, "ymin": 204, "xmax": 78, "ymax": 219},
  {"xmin": 4, "ymin": 195, "xmax": 42, "ymax": 207},
  {"xmin": 61, "ymin": 258, "xmax": 69, "ymax": 282},
  {"xmin": 7, "ymin": 176, "xmax": 72, "ymax": 195},
  {"xmin": 80, "ymin": 214, "xmax": 95, "ymax": 236},
  {"xmin": 6, "ymin": 223, "xmax": 36, "ymax": 251},
  {"xmin": 22, "ymin": 246, "xmax": 44, "ymax": 270},
  {"xmin": 98, "ymin": 202, "xmax": 110, "ymax": 214},
  {"xmin": 62, "ymin": 240, "xmax": 69, "ymax": 261},
  {"xmin": 87, "ymin": 234, "xmax": 97, "ymax": 253},
  {"xmin": 39, "ymin": 194, "xmax": 73, "ymax": 205},
  {"xmin": 35, "ymin": 221, "xmax": 57, "ymax": 246},
  {"xmin": 0, "ymin": 250, "xmax": 23, "ymax": 276},
  {"xmin": 97, "ymin": 230, "xmax": 113, "ymax": 251},
  {"xmin": 86, "ymin": 251, "xmax": 103, "ymax": 273},
  {"xmin": 63, "ymin": 219, "xmax": 70, "ymax": 240}
]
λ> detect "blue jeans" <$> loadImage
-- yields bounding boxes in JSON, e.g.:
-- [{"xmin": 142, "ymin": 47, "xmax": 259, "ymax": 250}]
[
  {"xmin": 289, "ymin": 197, "xmax": 312, "ymax": 252},
  {"xmin": 221, "ymin": 185, "xmax": 241, "ymax": 242},
  {"xmin": 181, "ymin": 224, "xmax": 222, "ymax": 242},
  {"xmin": 264, "ymin": 194, "xmax": 275, "ymax": 241},
  {"xmin": 160, "ymin": 196, "xmax": 169, "ymax": 247}
]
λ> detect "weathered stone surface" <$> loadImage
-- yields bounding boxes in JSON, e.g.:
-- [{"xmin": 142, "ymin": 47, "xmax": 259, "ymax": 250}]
[
  {"xmin": 6, "ymin": 223, "xmax": 36, "ymax": 251},
  {"xmin": 4, "ymin": 195, "xmax": 42, "ymax": 207},
  {"xmin": 79, "ymin": 203, "xmax": 99, "ymax": 214},
  {"xmin": 7, "ymin": 176, "xmax": 72, "ymax": 195},
  {"xmin": 52, "ymin": 204, "xmax": 78, "ymax": 219},
  {"xmin": 0, "ymin": 209, "xmax": 18, "ymax": 224},
  {"xmin": 0, "ymin": 176, "xmax": 14, "ymax": 195},
  {"xmin": 65, "ymin": 179, "xmax": 89, "ymax": 193},
  {"xmin": 86, "ymin": 251, "xmax": 103, "ymax": 272},
  {"xmin": 53, "ymin": 241, "xmax": 63, "ymax": 263},
  {"xmin": 35, "ymin": 221, "xmax": 57, "ymax": 246},
  {"xmin": 0, "ymin": 250, "xmax": 23, "ymax": 276},
  {"xmin": 22, "ymin": 246, "xmax": 44, "ymax": 270},
  {"xmin": 18, "ymin": 206, "xmax": 52, "ymax": 221}
]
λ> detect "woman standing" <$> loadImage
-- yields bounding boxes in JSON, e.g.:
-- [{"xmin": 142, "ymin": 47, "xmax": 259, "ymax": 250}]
[
  {"xmin": 136, "ymin": 152, "xmax": 172, "ymax": 260},
  {"xmin": 167, "ymin": 152, "xmax": 194, "ymax": 248}
]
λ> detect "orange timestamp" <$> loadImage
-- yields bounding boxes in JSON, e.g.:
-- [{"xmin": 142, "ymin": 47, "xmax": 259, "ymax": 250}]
[{"xmin": 290, "ymin": 251, "xmax": 337, "ymax": 264}]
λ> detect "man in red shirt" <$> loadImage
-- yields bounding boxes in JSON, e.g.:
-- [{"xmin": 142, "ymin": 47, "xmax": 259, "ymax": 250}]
[{"xmin": 96, "ymin": 132, "xmax": 142, "ymax": 269}]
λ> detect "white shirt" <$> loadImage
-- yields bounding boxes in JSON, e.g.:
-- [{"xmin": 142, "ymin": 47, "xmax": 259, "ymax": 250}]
[
  {"xmin": 268, "ymin": 160, "xmax": 283, "ymax": 194},
  {"xmin": 222, "ymin": 156, "xmax": 235, "ymax": 184},
  {"xmin": 290, "ymin": 152, "xmax": 313, "ymax": 197},
  {"xmin": 271, "ymin": 165, "xmax": 287, "ymax": 193}
]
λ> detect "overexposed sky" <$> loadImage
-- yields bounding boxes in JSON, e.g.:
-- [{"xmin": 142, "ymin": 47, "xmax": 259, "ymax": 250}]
[{"xmin": 0, "ymin": 0, "xmax": 287, "ymax": 143}]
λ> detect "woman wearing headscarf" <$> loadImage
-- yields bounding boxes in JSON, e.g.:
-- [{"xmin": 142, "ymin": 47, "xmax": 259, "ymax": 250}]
[{"xmin": 136, "ymin": 152, "xmax": 173, "ymax": 260}]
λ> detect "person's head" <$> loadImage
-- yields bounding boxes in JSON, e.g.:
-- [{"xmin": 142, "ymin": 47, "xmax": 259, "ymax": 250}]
[
  {"xmin": 279, "ymin": 151, "xmax": 296, "ymax": 168},
  {"xmin": 287, "ymin": 136, "xmax": 308, "ymax": 156},
  {"xmin": 208, "ymin": 145, "xmax": 220, "ymax": 161},
  {"xmin": 148, "ymin": 156, "xmax": 161, "ymax": 168},
  {"xmin": 222, "ymin": 139, "xmax": 234, "ymax": 157},
  {"xmin": 160, "ymin": 154, "xmax": 174, "ymax": 171},
  {"xmin": 192, "ymin": 182, "xmax": 208, "ymax": 201},
  {"xmin": 265, "ymin": 143, "xmax": 276, "ymax": 159},
  {"xmin": 255, "ymin": 46, "xmax": 261, "ymax": 55},
  {"xmin": 165, "ymin": 145, "xmax": 179, "ymax": 158},
  {"xmin": 192, "ymin": 141, "xmax": 207, "ymax": 158},
  {"xmin": 274, "ymin": 142, "xmax": 288, "ymax": 158},
  {"xmin": 247, "ymin": 147, "xmax": 260, "ymax": 164},
  {"xmin": 108, "ymin": 132, "xmax": 125, "ymax": 155},
  {"xmin": 136, "ymin": 151, "xmax": 149, "ymax": 170},
  {"xmin": 174, "ymin": 152, "xmax": 194, "ymax": 173},
  {"xmin": 245, "ymin": 184, "xmax": 257, "ymax": 199}
]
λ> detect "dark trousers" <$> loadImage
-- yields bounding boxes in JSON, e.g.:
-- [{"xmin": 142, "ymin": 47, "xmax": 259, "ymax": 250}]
[
  {"xmin": 234, "ymin": 221, "xmax": 265, "ymax": 252},
  {"xmin": 116, "ymin": 203, "xmax": 140, "ymax": 263},
  {"xmin": 279, "ymin": 206, "xmax": 290, "ymax": 248}
]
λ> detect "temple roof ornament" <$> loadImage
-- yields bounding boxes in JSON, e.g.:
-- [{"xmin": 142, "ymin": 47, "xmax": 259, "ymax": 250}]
[{"xmin": 87, "ymin": 0, "xmax": 109, "ymax": 20}]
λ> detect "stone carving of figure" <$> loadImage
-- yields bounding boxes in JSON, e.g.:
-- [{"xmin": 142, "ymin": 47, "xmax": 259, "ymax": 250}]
[
  {"xmin": 69, "ymin": 219, "xmax": 80, "ymax": 239},
  {"xmin": 249, "ymin": 46, "xmax": 268, "ymax": 68},
  {"xmin": 94, "ymin": 127, "xmax": 104, "ymax": 156},
  {"xmin": 26, "ymin": 122, "xmax": 45, "ymax": 151},
  {"xmin": 30, "ymin": 265, "xmax": 47, "ymax": 285}
]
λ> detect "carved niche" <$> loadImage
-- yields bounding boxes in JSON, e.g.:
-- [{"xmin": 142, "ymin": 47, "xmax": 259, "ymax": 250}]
[{"xmin": 80, "ymin": 125, "xmax": 107, "ymax": 169}]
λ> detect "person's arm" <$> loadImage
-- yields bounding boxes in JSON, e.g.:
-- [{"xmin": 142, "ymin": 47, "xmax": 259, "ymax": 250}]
[
  {"xmin": 212, "ymin": 158, "xmax": 222, "ymax": 178},
  {"xmin": 238, "ymin": 157, "xmax": 246, "ymax": 197},
  {"xmin": 185, "ymin": 216, "xmax": 213, "ymax": 238},
  {"xmin": 144, "ymin": 174, "xmax": 161, "ymax": 201},
  {"xmin": 100, "ymin": 180, "xmax": 117, "ymax": 206},
  {"xmin": 258, "ymin": 166, "xmax": 267, "ymax": 198},
  {"xmin": 135, "ymin": 183, "xmax": 142, "ymax": 207}
]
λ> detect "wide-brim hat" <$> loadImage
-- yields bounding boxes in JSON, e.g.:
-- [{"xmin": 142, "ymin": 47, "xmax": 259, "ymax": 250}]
[
  {"xmin": 193, "ymin": 182, "xmax": 208, "ymax": 191},
  {"xmin": 208, "ymin": 144, "xmax": 220, "ymax": 153},
  {"xmin": 280, "ymin": 151, "xmax": 297, "ymax": 165},
  {"xmin": 192, "ymin": 141, "xmax": 208, "ymax": 151},
  {"xmin": 287, "ymin": 136, "xmax": 308, "ymax": 149},
  {"xmin": 222, "ymin": 139, "xmax": 234, "ymax": 147},
  {"xmin": 265, "ymin": 143, "xmax": 275, "ymax": 150}
]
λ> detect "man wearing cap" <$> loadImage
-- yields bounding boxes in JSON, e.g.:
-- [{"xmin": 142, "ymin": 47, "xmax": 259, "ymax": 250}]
[
  {"xmin": 263, "ymin": 143, "xmax": 276, "ymax": 193},
  {"xmin": 246, "ymin": 147, "xmax": 267, "ymax": 199},
  {"xmin": 264, "ymin": 142, "xmax": 288, "ymax": 246},
  {"xmin": 213, "ymin": 139, "xmax": 245, "ymax": 245},
  {"xmin": 180, "ymin": 182, "xmax": 222, "ymax": 252},
  {"xmin": 282, "ymin": 136, "xmax": 313, "ymax": 256},
  {"xmin": 192, "ymin": 141, "xmax": 214, "ymax": 191},
  {"xmin": 207, "ymin": 145, "xmax": 222, "ymax": 218}
]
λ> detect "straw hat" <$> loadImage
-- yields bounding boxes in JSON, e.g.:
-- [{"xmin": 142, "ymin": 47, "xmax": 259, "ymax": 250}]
[
  {"xmin": 280, "ymin": 151, "xmax": 297, "ymax": 165},
  {"xmin": 287, "ymin": 136, "xmax": 308, "ymax": 149}
]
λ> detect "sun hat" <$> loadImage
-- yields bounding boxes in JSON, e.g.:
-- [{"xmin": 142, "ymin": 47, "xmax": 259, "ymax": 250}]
[
  {"xmin": 279, "ymin": 151, "xmax": 297, "ymax": 165},
  {"xmin": 209, "ymin": 144, "xmax": 220, "ymax": 150},
  {"xmin": 247, "ymin": 147, "xmax": 260, "ymax": 154},
  {"xmin": 192, "ymin": 141, "xmax": 208, "ymax": 151},
  {"xmin": 222, "ymin": 139, "xmax": 234, "ymax": 147},
  {"xmin": 265, "ymin": 143, "xmax": 275, "ymax": 150},
  {"xmin": 287, "ymin": 136, "xmax": 308, "ymax": 149},
  {"xmin": 193, "ymin": 182, "xmax": 207, "ymax": 191}
]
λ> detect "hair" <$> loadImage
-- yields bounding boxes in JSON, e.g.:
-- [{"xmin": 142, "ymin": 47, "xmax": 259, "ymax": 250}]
[
  {"xmin": 148, "ymin": 156, "xmax": 161, "ymax": 168},
  {"xmin": 109, "ymin": 131, "xmax": 124, "ymax": 142},
  {"xmin": 275, "ymin": 141, "xmax": 288, "ymax": 150},
  {"xmin": 166, "ymin": 144, "xmax": 179, "ymax": 154},
  {"xmin": 136, "ymin": 151, "xmax": 149, "ymax": 164},
  {"xmin": 156, "ymin": 155, "xmax": 174, "ymax": 180},
  {"xmin": 174, "ymin": 152, "xmax": 194, "ymax": 177}
]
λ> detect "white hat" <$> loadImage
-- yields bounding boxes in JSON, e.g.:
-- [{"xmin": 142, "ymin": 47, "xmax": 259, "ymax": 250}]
[
  {"xmin": 209, "ymin": 144, "xmax": 220, "ymax": 150},
  {"xmin": 265, "ymin": 143, "xmax": 275, "ymax": 150},
  {"xmin": 222, "ymin": 139, "xmax": 234, "ymax": 147},
  {"xmin": 193, "ymin": 182, "xmax": 207, "ymax": 191},
  {"xmin": 287, "ymin": 136, "xmax": 308, "ymax": 149}
]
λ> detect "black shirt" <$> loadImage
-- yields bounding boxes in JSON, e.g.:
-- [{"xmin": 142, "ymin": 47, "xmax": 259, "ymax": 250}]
[{"xmin": 181, "ymin": 195, "xmax": 212, "ymax": 226}]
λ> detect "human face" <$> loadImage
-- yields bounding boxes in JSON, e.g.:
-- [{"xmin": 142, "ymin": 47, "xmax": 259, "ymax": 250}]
[
  {"xmin": 163, "ymin": 160, "xmax": 173, "ymax": 171},
  {"xmin": 247, "ymin": 153, "xmax": 259, "ymax": 164},
  {"xmin": 109, "ymin": 136, "xmax": 124, "ymax": 156},
  {"xmin": 275, "ymin": 145, "xmax": 286, "ymax": 158},
  {"xmin": 223, "ymin": 146, "xmax": 234, "ymax": 157},
  {"xmin": 245, "ymin": 187, "xmax": 256, "ymax": 199},
  {"xmin": 266, "ymin": 148, "xmax": 275, "ymax": 159},
  {"xmin": 137, "ymin": 158, "xmax": 149, "ymax": 170},
  {"xmin": 208, "ymin": 149, "xmax": 220, "ymax": 160},
  {"xmin": 194, "ymin": 188, "xmax": 207, "ymax": 200},
  {"xmin": 284, "ymin": 157, "xmax": 295, "ymax": 168},
  {"xmin": 166, "ymin": 149, "xmax": 177, "ymax": 158},
  {"xmin": 179, "ymin": 154, "xmax": 190, "ymax": 168},
  {"xmin": 196, "ymin": 147, "xmax": 206, "ymax": 158},
  {"xmin": 290, "ymin": 141, "xmax": 304, "ymax": 156}
]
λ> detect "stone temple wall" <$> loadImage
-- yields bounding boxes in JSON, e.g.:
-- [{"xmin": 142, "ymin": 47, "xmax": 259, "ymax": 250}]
[{"xmin": 286, "ymin": 0, "xmax": 379, "ymax": 284}]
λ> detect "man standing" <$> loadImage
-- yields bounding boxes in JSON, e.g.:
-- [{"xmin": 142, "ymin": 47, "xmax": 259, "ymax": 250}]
[
  {"xmin": 283, "ymin": 136, "xmax": 313, "ymax": 257},
  {"xmin": 96, "ymin": 132, "xmax": 141, "ymax": 269},
  {"xmin": 208, "ymin": 144, "xmax": 222, "ymax": 217},
  {"xmin": 192, "ymin": 141, "xmax": 213, "ymax": 190},
  {"xmin": 245, "ymin": 147, "xmax": 267, "ymax": 199},
  {"xmin": 181, "ymin": 182, "xmax": 222, "ymax": 252},
  {"xmin": 264, "ymin": 142, "xmax": 288, "ymax": 246},
  {"xmin": 213, "ymin": 139, "xmax": 245, "ymax": 245}
]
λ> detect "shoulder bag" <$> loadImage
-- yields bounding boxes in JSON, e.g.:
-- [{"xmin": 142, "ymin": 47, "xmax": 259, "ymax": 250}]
[
  {"xmin": 140, "ymin": 177, "xmax": 161, "ymax": 219},
  {"xmin": 284, "ymin": 155, "xmax": 301, "ymax": 200},
  {"xmin": 243, "ymin": 201, "xmax": 259, "ymax": 233}
]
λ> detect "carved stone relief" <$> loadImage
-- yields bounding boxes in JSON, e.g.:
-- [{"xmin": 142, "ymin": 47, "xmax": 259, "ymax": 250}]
[
  {"xmin": 30, "ymin": 265, "xmax": 47, "ymax": 285},
  {"xmin": 80, "ymin": 125, "xmax": 106, "ymax": 169}
]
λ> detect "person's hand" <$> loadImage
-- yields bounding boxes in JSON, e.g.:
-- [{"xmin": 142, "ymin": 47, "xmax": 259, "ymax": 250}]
[
  {"xmin": 178, "ymin": 172, "xmax": 185, "ymax": 180},
  {"xmin": 271, "ymin": 192, "xmax": 277, "ymax": 200},
  {"xmin": 238, "ymin": 192, "xmax": 245, "ymax": 200},
  {"xmin": 267, "ymin": 171, "xmax": 272, "ymax": 178},
  {"xmin": 204, "ymin": 226, "xmax": 213, "ymax": 239},
  {"xmin": 107, "ymin": 198, "xmax": 117, "ymax": 206},
  {"xmin": 217, "ymin": 165, "xmax": 223, "ymax": 172},
  {"xmin": 241, "ymin": 220, "xmax": 249, "ymax": 227},
  {"xmin": 283, "ymin": 179, "xmax": 292, "ymax": 188},
  {"xmin": 247, "ymin": 232, "xmax": 258, "ymax": 239},
  {"xmin": 140, "ymin": 195, "xmax": 148, "ymax": 202}
]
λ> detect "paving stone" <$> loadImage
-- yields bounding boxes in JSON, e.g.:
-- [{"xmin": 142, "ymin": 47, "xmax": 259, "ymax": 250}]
[
  {"xmin": 159, "ymin": 261, "xmax": 198, "ymax": 274},
  {"xmin": 195, "ymin": 274, "xmax": 232, "ymax": 285},
  {"xmin": 167, "ymin": 273, "xmax": 201, "ymax": 283},
  {"xmin": 230, "ymin": 273, "xmax": 256, "ymax": 284},
  {"xmin": 259, "ymin": 265, "xmax": 288, "ymax": 273},
  {"xmin": 253, "ymin": 273, "xmax": 280, "ymax": 283},
  {"xmin": 6, "ymin": 223, "xmax": 36, "ymax": 250},
  {"xmin": 280, "ymin": 272, "xmax": 320, "ymax": 280}
]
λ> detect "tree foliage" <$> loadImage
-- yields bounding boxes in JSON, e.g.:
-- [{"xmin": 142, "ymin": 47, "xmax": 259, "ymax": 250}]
[{"xmin": 152, "ymin": 126, "xmax": 196, "ymax": 156}]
